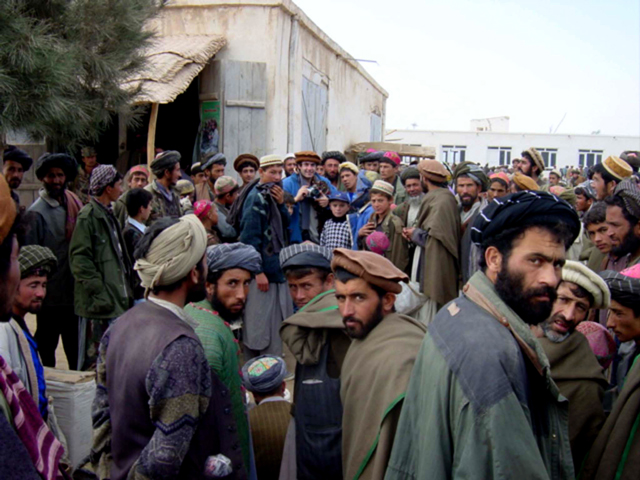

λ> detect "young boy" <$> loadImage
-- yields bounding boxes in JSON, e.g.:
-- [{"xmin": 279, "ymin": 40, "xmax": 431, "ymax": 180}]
[
  {"xmin": 320, "ymin": 191, "xmax": 355, "ymax": 249},
  {"xmin": 583, "ymin": 202, "xmax": 613, "ymax": 273},
  {"xmin": 123, "ymin": 187, "xmax": 153, "ymax": 300},
  {"xmin": 357, "ymin": 180, "xmax": 408, "ymax": 271}
]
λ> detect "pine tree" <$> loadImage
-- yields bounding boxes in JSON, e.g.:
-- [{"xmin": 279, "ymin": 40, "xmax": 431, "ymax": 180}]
[{"xmin": 0, "ymin": 0, "xmax": 164, "ymax": 149}]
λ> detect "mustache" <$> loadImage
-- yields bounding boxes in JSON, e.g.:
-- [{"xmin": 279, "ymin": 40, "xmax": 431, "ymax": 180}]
[
  {"xmin": 342, "ymin": 316, "xmax": 362, "ymax": 327},
  {"xmin": 529, "ymin": 286, "xmax": 557, "ymax": 302}
]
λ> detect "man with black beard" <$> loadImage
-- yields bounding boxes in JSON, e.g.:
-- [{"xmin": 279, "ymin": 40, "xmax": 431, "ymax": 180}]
[
  {"xmin": 185, "ymin": 242, "xmax": 263, "ymax": 477},
  {"xmin": 387, "ymin": 191, "xmax": 581, "ymax": 480},
  {"xmin": 88, "ymin": 215, "xmax": 245, "ymax": 479},
  {"xmin": 603, "ymin": 180, "xmax": 640, "ymax": 270},
  {"xmin": 534, "ymin": 261, "xmax": 610, "ymax": 469},
  {"xmin": 332, "ymin": 249, "xmax": 426, "ymax": 479}
]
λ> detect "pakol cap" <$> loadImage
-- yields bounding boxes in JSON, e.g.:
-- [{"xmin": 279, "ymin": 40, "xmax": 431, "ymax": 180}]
[
  {"xmin": 233, "ymin": 154, "xmax": 259, "ymax": 173},
  {"xmin": 331, "ymin": 248, "xmax": 408, "ymax": 294},
  {"xmin": 260, "ymin": 154, "xmax": 283, "ymax": 169},
  {"xmin": 339, "ymin": 162, "xmax": 359, "ymax": 175},
  {"xmin": 561, "ymin": 260, "xmax": 610, "ymax": 309},
  {"xmin": 521, "ymin": 148, "xmax": 545, "ymax": 172},
  {"xmin": 418, "ymin": 159, "xmax": 448, "ymax": 183},
  {"xmin": 513, "ymin": 172, "xmax": 540, "ymax": 191},
  {"xmin": 602, "ymin": 155, "xmax": 633, "ymax": 181},
  {"xmin": 295, "ymin": 151, "xmax": 321, "ymax": 165}
]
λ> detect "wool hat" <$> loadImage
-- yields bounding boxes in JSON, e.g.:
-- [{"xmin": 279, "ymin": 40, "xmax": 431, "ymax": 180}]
[
  {"xmin": 35, "ymin": 153, "xmax": 78, "ymax": 182},
  {"xmin": 279, "ymin": 242, "xmax": 333, "ymax": 271},
  {"xmin": 0, "ymin": 174, "xmax": 17, "ymax": 244},
  {"xmin": 202, "ymin": 152, "xmax": 226, "ymax": 170},
  {"xmin": 379, "ymin": 151, "xmax": 401, "ymax": 167},
  {"xmin": 151, "ymin": 150, "xmax": 181, "ymax": 177},
  {"xmin": 331, "ymin": 248, "xmax": 408, "ymax": 294},
  {"xmin": 233, "ymin": 154, "xmax": 259, "ymax": 173},
  {"xmin": 260, "ymin": 154, "xmax": 283, "ymax": 169},
  {"xmin": 400, "ymin": 167, "xmax": 420, "ymax": 184},
  {"xmin": 190, "ymin": 162, "xmax": 203, "ymax": 175},
  {"xmin": 3, "ymin": 146, "xmax": 33, "ymax": 171},
  {"xmin": 329, "ymin": 191, "xmax": 351, "ymax": 204},
  {"xmin": 242, "ymin": 355, "xmax": 289, "ymax": 393},
  {"xmin": 18, "ymin": 245, "xmax": 57, "ymax": 279},
  {"xmin": 521, "ymin": 148, "xmax": 545, "ymax": 173},
  {"xmin": 214, "ymin": 176, "xmax": 238, "ymax": 196},
  {"xmin": 602, "ymin": 155, "xmax": 633, "ymax": 181},
  {"xmin": 418, "ymin": 159, "xmax": 448, "ymax": 183},
  {"xmin": 620, "ymin": 151, "xmax": 640, "ymax": 172},
  {"xmin": 370, "ymin": 180, "xmax": 395, "ymax": 198},
  {"xmin": 321, "ymin": 151, "xmax": 347, "ymax": 165},
  {"xmin": 359, "ymin": 151, "xmax": 384, "ymax": 165},
  {"xmin": 295, "ymin": 151, "xmax": 321, "ymax": 165},
  {"xmin": 176, "ymin": 179, "xmax": 195, "ymax": 195},
  {"xmin": 194, "ymin": 199, "xmax": 213, "ymax": 219},
  {"xmin": 81, "ymin": 146, "xmax": 97, "ymax": 157},
  {"xmin": 561, "ymin": 260, "xmax": 610, "ymax": 309},
  {"xmin": 550, "ymin": 168, "xmax": 562, "ymax": 179},
  {"xmin": 128, "ymin": 165, "xmax": 149, "ymax": 178},
  {"xmin": 513, "ymin": 172, "xmax": 540, "ymax": 191},
  {"xmin": 339, "ymin": 162, "xmax": 359, "ymax": 175}
]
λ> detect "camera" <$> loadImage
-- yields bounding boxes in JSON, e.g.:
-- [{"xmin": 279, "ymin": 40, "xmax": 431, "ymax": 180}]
[{"xmin": 307, "ymin": 184, "xmax": 322, "ymax": 199}]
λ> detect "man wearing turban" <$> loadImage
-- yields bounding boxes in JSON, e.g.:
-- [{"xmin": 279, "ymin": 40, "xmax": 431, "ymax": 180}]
[
  {"xmin": 185, "ymin": 243, "xmax": 263, "ymax": 477},
  {"xmin": 2, "ymin": 145, "xmax": 33, "ymax": 209},
  {"xmin": 145, "ymin": 150, "xmax": 183, "ymax": 225},
  {"xmin": 69, "ymin": 165, "xmax": 133, "ymax": 370},
  {"xmin": 332, "ymin": 249, "xmax": 426, "ymax": 480},
  {"xmin": 387, "ymin": 191, "xmax": 580, "ymax": 480},
  {"xmin": 90, "ymin": 215, "xmax": 237, "ymax": 479}
]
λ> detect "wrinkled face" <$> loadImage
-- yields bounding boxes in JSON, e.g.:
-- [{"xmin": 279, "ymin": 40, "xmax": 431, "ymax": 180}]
[
  {"xmin": 259, "ymin": 165, "xmax": 283, "ymax": 184},
  {"xmin": 192, "ymin": 172, "xmax": 206, "ymax": 185},
  {"xmin": 240, "ymin": 166, "xmax": 256, "ymax": 184},
  {"xmin": 207, "ymin": 268, "xmax": 252, "ymax": 320},
  {"xmin": 0, "ymin": 237, "xmax": 20, "ymax": 319},
  {"xmin": 370, "ymin": 192, "xmax": 392, "ymax": 215},
  {"xmin": 586, "ymin": 222, "xmax": 612, "ymax": 254},
  {"xmin": 592, "ymin": 172, "xmax": 613, "ymax": 201},
  {"xmin": 363, "ymin": 161, "xmax": 379, "ymax": 172},
  {"xmin": 340, "ymin": 170, "xmax": 357, "ymax": 191},
  {"xmin": 299, "ymin": 161, "xmax": 316, "ymax": 180},
  {"xmin": 549, "ymin": 173, "xmax": 560, "ymax": 186},
  {"xmin": 14, "ymin": 275, "xmax": 47, "ymax": 315},
  {"xmin": 488, "ymin": 180, "xmax": 507, "ymax": 201},
  {"xmin": 492, "ymin": 227, "xmax": 565, "ymax": 325},
  {"xmin": 575, "ymin": 193, "xmax": 592, "ymax": 213},
  {"xmin": 286, "ymin": 271, "xmax": 332, "ymax": 309},
  {"xmin": 330, "ymin": 200, "xmax": 350, "ymax": 218},
  {"xmin": 543, "ymin": 281, "xmax": 591, "ymax": 341},
  {"xmin": 129, "ymin": 173, "xmax": 148, "ymax": 189},
  {"xmin": 335, "ymin": 277, "xmax": 392, "ymax": 339},
  {"xmin": 209, "ymin": 164, "xmax": 225, "ymax": 182},
  {"xmin": 284, "ymin": 158, "xmax": 297, "ymax": 175},
  {"xmin": 607, "ymin": 205, "xmax": 640, "ymax": 257},
  {"xmin": 2, "ymin": 160, "xmax": 24, "ymax": 189},
  {"xmin": 456, "ymin": 176, "xmax": 480, "ymax": 208},
  {"xmin": 42, "ymin": 167, "xmax": 66, "ymax": 197},
  {"xmin": 607, "ymin": 299, "xmax": 640, "ymax": 343},
  {"xmin": 378, "ymin": 162, "xmax": 397, "ymax": 183},
  {"xmin": 404, "ymin": 178, "xmax": 422, "ymax": 198},
  {"xmin": 83, "ymin": 155, "xmax": 98, "ymax": 168},
  {"xmin": 324, "ymin": 159, "xmax": 340, "ymax": 181}
]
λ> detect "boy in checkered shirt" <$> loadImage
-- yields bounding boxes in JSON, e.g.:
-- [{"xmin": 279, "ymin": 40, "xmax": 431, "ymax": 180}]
[{"xmin": 320, "ymin": 191, "xmax": 355, "ymax": 249}]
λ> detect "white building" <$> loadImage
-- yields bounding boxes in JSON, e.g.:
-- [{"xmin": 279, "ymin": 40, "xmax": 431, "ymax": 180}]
[{"xmin": 387, "ymin": 120, "xmax": 640, "ymax": 170}]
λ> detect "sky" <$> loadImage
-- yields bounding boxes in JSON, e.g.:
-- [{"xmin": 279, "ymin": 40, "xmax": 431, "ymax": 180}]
[{"xmin": 294, "ymin": 0, "xmax": 640, "ymax": 136}]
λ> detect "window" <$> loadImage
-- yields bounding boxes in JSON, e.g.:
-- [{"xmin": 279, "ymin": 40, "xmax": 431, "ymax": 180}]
[
  {"xmin": 370, "ymin": 113, "xmax": 382, "ymax": 142},
  {"xmin": 535, "ymin": 148, "xmax": 558, "ymax": 168},
  {"xmin": 487, "ymin": 146, "xmax": 512, "ymax": 166},
  {"xmin": 301, "ymin": 76, "xmax": 328, "ymax": 153},
  {"xmin": 441, "ymin": 145, "xmax": 466, "ymax": 164},
  {"xmin": 578, "ymin": 149, "xmax": 603, "ymax": 168}
]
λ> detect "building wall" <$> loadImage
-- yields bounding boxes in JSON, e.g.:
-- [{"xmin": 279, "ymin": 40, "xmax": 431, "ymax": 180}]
[
  {"xmin": 156, "ymin": 0, "xmax": 387, "ymax": 171},
  {"xmin": 388, "ymin": 129, "xmax": 640, "ymax": 169}
]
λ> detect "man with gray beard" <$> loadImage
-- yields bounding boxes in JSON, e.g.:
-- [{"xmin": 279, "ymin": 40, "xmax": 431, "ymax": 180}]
[
  {"xmin": 392, "ymin": 167, "xmax": 423, "ymax": 274},
  {"xmin": 534, "ymin": 260, "xmax": 611, "ymax": 468}
]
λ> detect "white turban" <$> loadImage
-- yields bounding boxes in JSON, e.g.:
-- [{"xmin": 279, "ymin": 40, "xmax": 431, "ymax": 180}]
[{"xmin": 135, "ymin": 215, "xmax": 208, "ymax": 290}]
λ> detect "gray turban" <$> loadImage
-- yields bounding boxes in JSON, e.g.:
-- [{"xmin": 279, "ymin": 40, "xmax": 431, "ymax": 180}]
[
  {"xmin": 151, "ymin": 150, "xmax": 181, "ymax": 177},
  {"xmin": 242, "ymin": 355, "xmax": 288, "ymax": 393},
  {"xmin": 206, "ymin": 243, "xmax": 262, "ymax": 274},
  {"xmin": 279, "ymin": 243, "xmax": 333, "ymax": 271},
  {"xmin": 202, "ymin": 152, "xmax": 227, "ymax": 170}
]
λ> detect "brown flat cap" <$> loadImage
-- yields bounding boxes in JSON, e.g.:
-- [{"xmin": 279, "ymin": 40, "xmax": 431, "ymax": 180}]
[
  {"xmin": 295, "ymin": 151, "xmax": 321, "ymax": 165},
  {"xmin": 513, "ymin": 172, "xmax": 540, "ymax": 191},
  {"xmin": 0, "ymin": 174, "xmax": 17, "ymax": 244},
  {"xmin": 602, "ymin": 155, "xmax": 633, "ymax": 181},
  {"xmin": 331, "ymin": 248, "xmax": 408, "ymax": 294},
  {"xmin": 521, "ymin": 148, "xmax": 545, "ymax": 173},
  {"xmin": 233, "ymin": 153, "xmax": 259, "ymax": 173},
  {"xmin": 418, "ymin": 159, "xmax": 448, "ymax": 183}
]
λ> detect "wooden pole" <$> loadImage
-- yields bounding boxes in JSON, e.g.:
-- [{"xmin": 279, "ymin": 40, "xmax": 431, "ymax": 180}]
[{"xmin": 147, "ymin": 103, "xmax": 159, "ymax": 174}]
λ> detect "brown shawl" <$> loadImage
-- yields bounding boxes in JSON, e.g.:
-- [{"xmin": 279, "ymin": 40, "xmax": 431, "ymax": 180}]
[
  {"xmin": 581, "ymin": 355, "xmax": 640, "ymax": 480},
  {"xmin": 368, "ymin": 211, "xmax": 409, "ymax": 272},
  {"xmin": 415, "ymin": 187, "xmax": 461, "ymax": 306},
  {"xmin": 63, "ymin": 190, "xmax": 83, "ymax": 241},
  {"xmin": 341, "ymin": 313, "xmax": 426, "ymax": 480},
  {"xmin": 539, "ymin": 332, "xmax": 608, "ymax": 469}
]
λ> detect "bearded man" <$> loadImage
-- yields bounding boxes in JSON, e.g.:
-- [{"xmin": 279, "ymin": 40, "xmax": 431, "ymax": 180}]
[
  {"xmin": 534, "ymin": 260, "xmax": 610, "ymax": 468},
  {"xmin": 196, "ymin": 152, "xmax": 227, "ymax": 201},
  {"xmin": 186, "ymin": 243, "xmax": 264, "ymax": 479},
  {"xmin": 321, "ymin": 151, "xmax": 346, "ymax": 189},
  {"xmin": 387, "ymin": 190, "xmax": 581, "ymax": 480},
  {"xmin": 514, "ymin": 147, "xmax": 547, "ymax": 190},
  {"xmin": 332, "ymin": 249, "xmax": 426, "ymax": 480},
  {"xmin": 604, "ymin": 180, "xmax": 640, "ymax": 270},
  {"xmin": 591, "ymin": 155, "xmax": 633, "ymax": 201},
  {"xmin": 393, "ymin": 167, "xmax": 424, "ymax": 229},
  {"xmin": 2, "ymin": 145, "xmax": 33, "ymax": 208},
  {"xmin": 145, "ymin": 150, "xmax": 183, "ymax": 224}
]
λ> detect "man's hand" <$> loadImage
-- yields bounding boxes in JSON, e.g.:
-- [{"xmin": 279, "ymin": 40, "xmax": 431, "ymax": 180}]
[
  {"xmin": 256, "ymin": 273, "xmax": 269, "ymax": 292},
  {"xmin": 294, "ymin": 185, "xmax": 309, "ymax": 203},
  {"xmin": 402, "ymin": 227, "xmax": 415, "ymax": 242},
  {"xmin": 358, "ymin": 222, "xmax": 375, "ymax": 238},
  {"xmin": 270, "ymin": 185, "xmax": 285, "ymax": 205},
  {"xmin": 316, "ymin": 194, "xmax": 329, "ymax": 208}
]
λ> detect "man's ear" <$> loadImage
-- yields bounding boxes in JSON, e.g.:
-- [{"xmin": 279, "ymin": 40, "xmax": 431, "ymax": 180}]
[
  {"xmin": 325, "ymin": 272, "xmax": 335, "ymax": 288},
  {"xmin": 484, "ymin": 246, "xmax": 503, "ymax": 278},
  {"xmin": 205, "ymin": 282, "xmax": 215, "ymax": 299},
  {"xmin": 382, "ymin": 292, "xmax": 396, "ymax": 314}
]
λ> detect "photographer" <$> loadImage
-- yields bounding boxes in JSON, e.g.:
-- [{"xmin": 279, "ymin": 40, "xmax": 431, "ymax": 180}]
[{"xmin": 283, "ymin": 151, "xmax": 338, "ymax": 243}]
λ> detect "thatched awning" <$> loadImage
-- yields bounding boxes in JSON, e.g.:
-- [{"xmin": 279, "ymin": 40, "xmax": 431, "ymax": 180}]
[{"xmin": 124, "ymin": 34, "xmax": 226, "ymax": 104}]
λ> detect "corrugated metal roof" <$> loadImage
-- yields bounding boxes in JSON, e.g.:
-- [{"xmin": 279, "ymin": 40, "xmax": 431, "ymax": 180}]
[{"xmin": 123, "ymin": 34, "xmax": 226, "ymax": 104}]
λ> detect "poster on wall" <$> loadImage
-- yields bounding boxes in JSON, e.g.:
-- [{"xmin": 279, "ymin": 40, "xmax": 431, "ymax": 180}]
[{"xmin": 200, "ymin": 100, "xmax": 221, "ymax": 156}]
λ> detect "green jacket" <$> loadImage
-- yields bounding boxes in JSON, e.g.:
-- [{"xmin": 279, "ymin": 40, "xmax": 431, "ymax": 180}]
[
  {"xmin": 69, "ymin": 199, "xmax": 133, "ymax": 319},
  {"xmin": 385, "ymin": 272, "xmax": 574, "ymax": 480}
]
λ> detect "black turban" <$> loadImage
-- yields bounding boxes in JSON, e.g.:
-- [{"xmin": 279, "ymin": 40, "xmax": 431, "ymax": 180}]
[
  {"xmin": 470, "ymin": 190, "xmax": 581, "ymax": 247},
  {"xmin": 151, "ymin": 150, "xmax": 181, "ymax": 177},
  {"xmin": 322, "ymin": 151, "xmax": 347, "ymax": 165},
  {"xmin": 34, "ymin": 153, "xmax": 78, "ymax": 182},
  {"xmin": 600, "ymin": 268, "xmax": 640, "ymax": 307},
  {"xmin": 359, "ymin": 151, "xmax": 384, "ymax": 164},
  {"xmin": 3, "ymin": 145, "xmax": 33, "ymax": 171}
]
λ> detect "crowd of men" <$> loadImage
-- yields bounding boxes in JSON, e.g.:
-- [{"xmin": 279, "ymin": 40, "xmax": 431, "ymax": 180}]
[{"xmin": 0, "ymin": 143, "xmax": 639, "ymax": 480}]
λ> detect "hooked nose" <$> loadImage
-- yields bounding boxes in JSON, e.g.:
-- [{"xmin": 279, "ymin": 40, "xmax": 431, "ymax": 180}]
[{"xmin": 539, "ymin": 263, "xmax": 560, "ymax": 288}]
